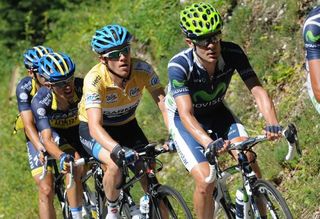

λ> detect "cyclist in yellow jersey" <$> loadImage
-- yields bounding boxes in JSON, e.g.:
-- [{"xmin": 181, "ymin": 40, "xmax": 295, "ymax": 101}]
[
  {"xmin": 15, "ymin": 46, "xmax": 56, "ymax": 219},
  {"xmin": 79, "ymin": 24, "xmax": 168, "ymax": 219}
]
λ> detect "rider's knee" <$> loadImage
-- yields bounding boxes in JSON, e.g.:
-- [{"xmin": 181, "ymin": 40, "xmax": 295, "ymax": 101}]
[
  {"xmin": 39, "ymin": 183, "xmax": 54, "ymax": 198},
  {"xmin": 195, "ymin": 178, "xmax": 215, "ymax": 195}
]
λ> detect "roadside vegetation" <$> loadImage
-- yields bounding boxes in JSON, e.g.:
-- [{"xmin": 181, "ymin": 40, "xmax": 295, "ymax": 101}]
[{"xmin": 0, "ymin": 0, "xmax": 319, "ymax": 218}]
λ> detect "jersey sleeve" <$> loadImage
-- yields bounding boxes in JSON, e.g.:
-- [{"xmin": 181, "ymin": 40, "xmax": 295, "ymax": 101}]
[
  {"xmin": 83, "ymin": 71, "xmax": 102, "ymax": 109},
  {"xmin": 167, "ymin": 54, "xmax": 190, "ymax": 98},
  {"xmin": 31, "ymin": 87, "xmax": 52, "ymax": 132},
  {"xmin": 229, "ymin": 43, "xmax": 257, "ymax": 81},
  {"xmin": 303, "ymin": 6, "xmax": 320, "ymax": 60},
  {"xmin": 16, "ymin": 77, "xmax": 33, "ymax": 112},
  {"xmin": 136, "ymin": 60, "xmax": 162, "ymax": 92}
]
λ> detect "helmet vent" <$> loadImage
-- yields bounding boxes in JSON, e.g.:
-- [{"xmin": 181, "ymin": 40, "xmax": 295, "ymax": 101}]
[{"xmin": 202, "ymin": 14, "xmax": 208, "ymax": 21}]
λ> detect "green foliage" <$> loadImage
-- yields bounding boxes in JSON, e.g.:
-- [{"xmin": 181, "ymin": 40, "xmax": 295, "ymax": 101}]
[{"xmin": 1, "ymin": 0, "xmax": 320, "ymax": 217}]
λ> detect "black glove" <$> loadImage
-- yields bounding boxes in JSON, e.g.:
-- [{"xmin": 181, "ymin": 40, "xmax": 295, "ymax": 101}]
[
  {"xmin": 110, "ymin": 144, "xmax": 125, "ymax": 167},
  {"xmin": 204, "ymin": 138, "xmax": 224, "ymax": 164},
  {"xmin": 265, "ymin": 125, "xmax": 282, "ymax": 134}
]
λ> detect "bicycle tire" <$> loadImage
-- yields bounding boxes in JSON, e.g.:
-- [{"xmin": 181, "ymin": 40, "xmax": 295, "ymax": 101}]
[
  {"xmin": 252, "ymin": 179, "xmax": 293, "ymax": 219},
  {"xmin": 151, "ymin": 185, "xmax": 193, "ymax": 219}
]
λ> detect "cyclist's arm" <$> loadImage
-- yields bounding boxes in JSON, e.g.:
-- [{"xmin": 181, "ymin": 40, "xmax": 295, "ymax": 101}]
[
  {"xmin": 244, "ymin": 76, "xmax": 279, "ymax": 125},
  {"xmin": 20, "ymin": 110, "xmax": 44, "ymax": 151},
  {"xmin": 150, "ymin": 87, "xmax": 169, "ymax": 129},
  {"xmin": 87, "ymin": 107, "xmax": 118, "ymax": 152},
  {"xmin": 308, "ymin": 59, "xmax": 320, "ymax": 102},
  {"xmin": 40, "ymin": 128, "xmax": 63, "ymax": 159},
  {"xmin": 175, "ymin": 94, "xmax": 213, "ymax": 148}
]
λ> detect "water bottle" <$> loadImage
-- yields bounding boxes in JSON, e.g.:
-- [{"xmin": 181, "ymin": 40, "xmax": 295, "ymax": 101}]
[
  {"xmin": 139, "ymin": 194, "xmax": 150, "ymax": 219},
  {"xmin": 236, "ymin": 188, "xmax": 244, "ymax": 219}
]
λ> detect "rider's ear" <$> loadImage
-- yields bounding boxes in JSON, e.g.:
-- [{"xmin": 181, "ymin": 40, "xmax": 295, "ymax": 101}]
[
  {"xmin": 99, "ymin": 56, "xmax": 107, "ymax": 64},
  {"xmin": 44, "ymin": 81, "xmax": 52, "ymax": 89},
  {"xmin": 185, "ymin": 38, "xmax": 194, "ymax": 49}
]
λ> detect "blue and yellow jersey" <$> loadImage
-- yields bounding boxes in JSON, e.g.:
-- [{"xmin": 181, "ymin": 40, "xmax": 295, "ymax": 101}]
[
  {"xmin": 14, "ymin": 76, "xmax": 38, "ymax": 133},
  {"xmin": 165, "ymin": 41, "xmax": 256, "ymax": 118},
  {"xmin": 78, "ymin": 58, "xmax": 162, "ymax": 126},
  {"xmin": 31, "ymin": 78, "xmax": 83, "ymax": 131},
  {"xmin": 303, "ymin": 6, "xmax": 320, "ymax": 61}
]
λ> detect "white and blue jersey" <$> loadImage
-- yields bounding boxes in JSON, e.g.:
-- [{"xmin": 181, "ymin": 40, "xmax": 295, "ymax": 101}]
[
  {"xmin": 303, "ymin": 6, "xmax": 320, "ymax": 113},
  {"xmin": 165, "ymin": 41, "xmax": 256, "ymax": 171}
]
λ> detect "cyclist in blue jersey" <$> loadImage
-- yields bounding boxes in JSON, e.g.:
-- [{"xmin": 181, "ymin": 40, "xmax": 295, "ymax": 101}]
[
  {"xmin": 15, "ymin": 46, "xmax": 56, "ymax": 219},
  {"xmin": 31, "ymin": 52, "xmax": 88, "ymax": 219},
  {"xmin": 165, "ymin": 3, "xmax": 282, "ymax": 218},
  {"xmin": 303, "ymin": 6, "xmax": 320, "ymax": 113}
]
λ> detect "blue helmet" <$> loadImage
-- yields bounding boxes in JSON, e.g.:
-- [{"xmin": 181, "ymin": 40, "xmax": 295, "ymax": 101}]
[
  {"xmin": 38, "ymin": 52, "xmax": 75, "ymax": 82},
  {"xmin": 23, "ymin": 46, "xmax": 53, "ymax": 70},
  {"xmin": 91, "ymin": 24, "xmax": 132, "ymax": 54}
]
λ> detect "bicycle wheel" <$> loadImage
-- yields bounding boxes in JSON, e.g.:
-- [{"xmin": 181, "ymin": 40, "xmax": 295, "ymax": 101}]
[
  {"xmin": 252, "ymin": 179, "xmax": 293, "ymax": 219},
  {"xmin": 151, "ymin": 185, "xmax": 193, "ymax": 219}
]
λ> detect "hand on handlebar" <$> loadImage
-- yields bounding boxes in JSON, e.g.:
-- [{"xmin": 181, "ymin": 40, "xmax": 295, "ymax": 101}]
[
  {"xmin": 38, "ymin": 145, "xmax": 46, "ymax": 164},
  {"xmin": 163, "ymin": 139, "xmax": 177, "ymax": 153},
  {"xmin": 264, "ymin": 125, "xmax": 283, "ymax": 140},
  {"xmin": 59, "ymin": 152, "xmax": 74, "ymax": 174},
  {"xmin": 110, "ymin": 144, "xmax": 138, "ymax": 167},
  {"xmin": 204, "ymin": 138, "xmax": 229, "ymax": 164}
]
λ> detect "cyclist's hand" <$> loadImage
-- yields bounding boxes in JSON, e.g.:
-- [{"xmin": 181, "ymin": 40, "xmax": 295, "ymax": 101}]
[
  {"xmin": 38, "ymin": 146, "xmax": 46, "ymax": 164},
  {"xmin": 204, "ymin": 138, "xmax": 228, "ymax": 164},
  {"xmin": 59, "ymin": 153, "xmax": 74, "ymax": 173},
  {"xmin": 264, "ymin": 125, "xmax": 282, "ymax": 140},
  {"xmin": 124, "ymin": 148, "xmax": 139, "ymax": 165},
  {"xmin": 163, "ymin": 139, "xmax": 176, "ymax": 153},
  {"xmin": 110, "ymin": 144, "xmax": 126, "ymax": 167}
]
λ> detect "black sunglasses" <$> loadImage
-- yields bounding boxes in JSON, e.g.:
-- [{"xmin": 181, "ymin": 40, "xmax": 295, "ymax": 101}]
[{"xmin": 192, "ymin": 33, "xmax": 222, "ymax": 47}]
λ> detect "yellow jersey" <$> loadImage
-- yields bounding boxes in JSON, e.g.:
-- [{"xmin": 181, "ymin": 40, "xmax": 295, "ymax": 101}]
[{"xmin": 78, "ymin": 58, "xmax": 162, "ymax": 126}]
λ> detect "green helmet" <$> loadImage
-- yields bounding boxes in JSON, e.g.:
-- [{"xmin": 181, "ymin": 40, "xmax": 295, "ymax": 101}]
[{"xmin": 180, "ymin": 2, "xmax": 223, "ymax": 39}]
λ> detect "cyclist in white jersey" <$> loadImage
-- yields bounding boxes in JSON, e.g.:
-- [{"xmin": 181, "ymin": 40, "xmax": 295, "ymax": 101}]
[
  {"xmin": 303, "ymin": 6, "xmax": 320, "ymax": 113},
  {"xmin": 165, "ymin": 3, "xmax": 282, "ymax": 218}
]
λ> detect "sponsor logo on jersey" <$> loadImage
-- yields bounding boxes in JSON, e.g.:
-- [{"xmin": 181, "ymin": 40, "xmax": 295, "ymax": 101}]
[
  {"xmin": 103, "ymin": 101, "xmax": 139, "ymax": 117},
  {"xmin": 50, "ymin": 108, "xmax": 79, "ymax": 128},
  {"xmin": 92, "ymin": 75, "xmax": 102, "ymax": 87},
  {"xmin": 150, "ymin": 75, "xmax": 160, "ymax": 86},
  {"xmin": 306, "ymin": 30, "xmax": 320, "ymax": 43},
  {"xmin": 19, "ymin": 92, "xmax": 28, "ymax": 101},
  {"xmin": 192, "ymin": 82, "xmax": 226, "ymax": 102},
  {"xmin": 37, "ymin": 108, "xmax": 46, "ymax": 116},
  {"xmin": 20, "ymin": 80, "xmax": 32, "ymax": 91},
  {"xmin": 172, "ymin": 79, "xmax": 186, "ymax": 88},
  {"xmin": 193, "ymin": 95, "xmax": 225, "ymax": 108},
  {"xmin": 106, "ymin": 93, "xmax": 118, "ymax": 103},
  {"xmin": 85, "ymin": 93, "xmax": 101, "ymax": 105},
  {"xmin": 129, "ymin": 87, "xmax": 140, "ymax": 97},
  {"xmin": 39, "ymin": 93, "xmax": 52, "ymax": 106}
]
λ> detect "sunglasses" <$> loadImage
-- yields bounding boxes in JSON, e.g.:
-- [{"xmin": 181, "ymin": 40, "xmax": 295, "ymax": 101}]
[
  {"xmin": 102, "ymin": 46, "xmax": 130, "ymax": 59},
  {"xmin": 51, "ymin": 76, "xmax": 74, "ymax": 88},
  {"xmin": 192, "ymin": 33, "xmax": 222, "ymax": 47}
]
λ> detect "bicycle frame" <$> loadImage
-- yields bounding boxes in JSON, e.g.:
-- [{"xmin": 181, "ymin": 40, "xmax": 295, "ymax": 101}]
[{"xmin": 209, "ymin": 123, "xmax": 300, "ymax": 219}]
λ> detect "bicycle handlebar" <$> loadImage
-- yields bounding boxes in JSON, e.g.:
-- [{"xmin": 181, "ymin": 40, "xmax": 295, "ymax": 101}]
[
  {"xmin": 39, "ymin": 155, "xmax": 85, "ymax": 189},
  {"xmin": 205, "ymin": 123, "xmax": 301, "ymax": 183}
]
